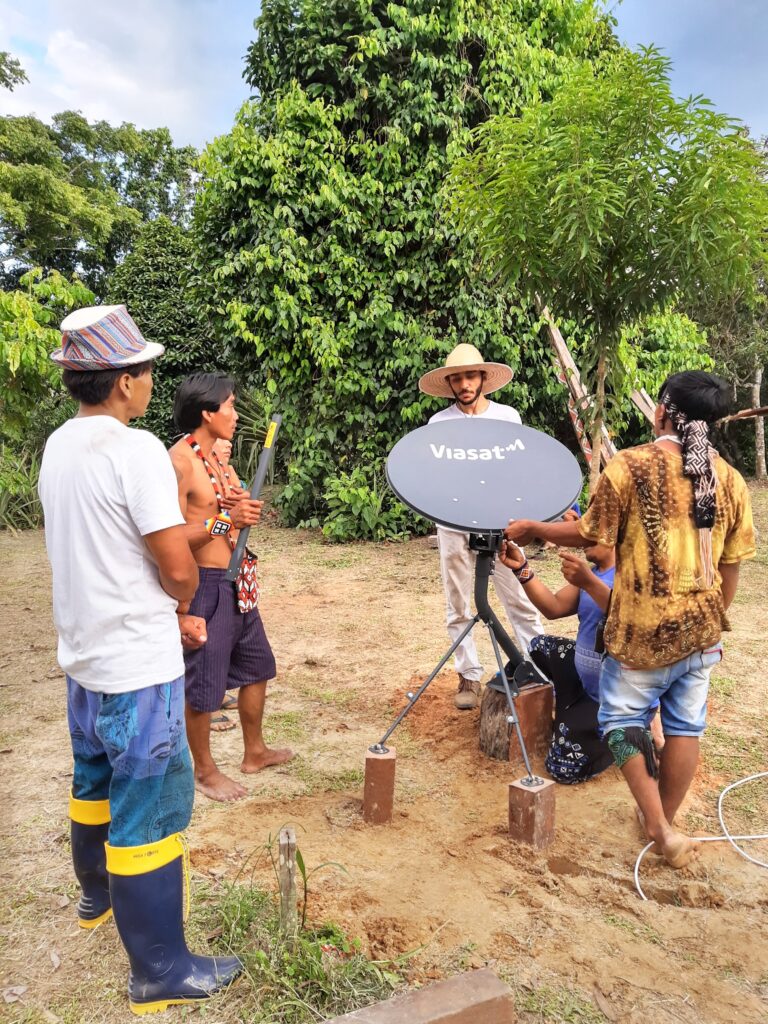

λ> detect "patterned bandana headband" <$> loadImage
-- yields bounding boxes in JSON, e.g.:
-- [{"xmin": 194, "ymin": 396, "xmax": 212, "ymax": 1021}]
[
  {"xmin": 660, "ymin": 390, "xmax": 717, "ymax": 587},
  {"xmin": 659, "ymin": 391, "xmax": 717, "ymax": 529}
]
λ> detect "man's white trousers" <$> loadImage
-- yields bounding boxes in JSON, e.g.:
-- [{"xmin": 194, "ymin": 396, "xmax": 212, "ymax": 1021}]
[{"xmin": 437, "ymin": 527, "xmax": 543, "ymax": 683}]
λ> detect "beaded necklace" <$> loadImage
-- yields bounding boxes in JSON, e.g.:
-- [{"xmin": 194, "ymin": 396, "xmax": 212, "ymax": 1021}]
[{"xmin": 185, "ymin": 435, "xmax": 235, "ymax": 548}]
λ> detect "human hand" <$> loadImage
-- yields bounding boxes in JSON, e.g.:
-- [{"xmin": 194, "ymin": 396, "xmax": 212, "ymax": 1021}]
[
  {"xmin": 220, "ymin": 484, "xmax": 249, "ymax": 510},
  {"xmin": 499, "ymin": 540, "xmax": 527, "ymax": 571},
  {"xmin": 504, "ymin": 519, "xmax": 537, "ymax": 546},
  {"xmin": 562, "ymin": 508, "xmax": 580, "ymax": 522},
  {"xmin": 227, "ymin": 498, "xmax": 263, "ymax": 528},
  {"xmin": 558, "ymin": 549, "xmax": 592, "ymax": 588},
  {"xmin": 178, "ymin": 614, "xmax": 207, "ymax": 650}
]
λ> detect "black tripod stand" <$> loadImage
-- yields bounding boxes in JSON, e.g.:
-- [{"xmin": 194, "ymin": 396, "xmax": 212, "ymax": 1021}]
[{"xmin": 370, "ymin": 530, "xmax": 545, "ymax": 784}]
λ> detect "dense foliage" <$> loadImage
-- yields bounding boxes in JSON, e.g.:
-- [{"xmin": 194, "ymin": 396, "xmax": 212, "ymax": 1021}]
[
  {"xmin": 448, "ymin": 47, "xmax": 768, "ymax": 489},
  {"xmin": 192, "ymin": 0, "xmax": 617, "ymax": 533},
  {"xmin": 0, "ymin": 268, "xmax": 93, "ymax": 442},
  {"xmin": 0, "ymin": 269, "xmax": 94, "ymax": 530},
  {"xmin": 0, "ymin": 110, "xmax": 196, "ymax": 293},
  {"xmin": 107, "ymin": 218, "xmax": 215, "ymax": 443}
]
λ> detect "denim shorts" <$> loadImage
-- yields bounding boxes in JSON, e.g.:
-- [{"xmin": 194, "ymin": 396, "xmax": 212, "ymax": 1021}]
[
  {"xmin": 67, "ymin": 676, "xmax": 194, "ymax": 846},
  {"xmin": 598, "ymin": 645, "xmax": 723, "ymax": 738}
]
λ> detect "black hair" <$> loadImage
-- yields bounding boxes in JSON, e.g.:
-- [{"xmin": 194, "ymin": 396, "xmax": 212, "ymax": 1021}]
[
  {"xmin": 173, "ymin": 373, "xmax": 236, "ymax": 433},
  {"xmin": 62, "ymin": 360, "xmax": 153, "ymax": 406},
  {"xmin": 658, "ymin": 370, "xmax": 731, "ymax": 424}
]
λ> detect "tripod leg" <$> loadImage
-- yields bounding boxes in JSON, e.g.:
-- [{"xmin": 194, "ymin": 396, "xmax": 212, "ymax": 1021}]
[
  {"xmin": 487, "ymin": 623, "xmax": 537, "ymax": 782},
  {"xmin": 373, "ymin": 616, "xmax": 480, "ymax": 750}
]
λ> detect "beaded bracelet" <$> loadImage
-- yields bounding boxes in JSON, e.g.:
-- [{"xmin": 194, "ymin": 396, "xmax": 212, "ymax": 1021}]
[
  {"xmin": 512, "ymin": 558, "xmax": 535, "ymax": 585},
  {"xmin": 205, "ymin": 511, "xmax": 232, "ymax": 536}
]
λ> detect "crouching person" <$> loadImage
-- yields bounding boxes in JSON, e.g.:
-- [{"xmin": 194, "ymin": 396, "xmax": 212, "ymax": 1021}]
[
  {"xmin": 498, "ymin": 537, "xmax": 616, "ymax": 784},
  {"xmin": 38, "ymin": 306, "xmax": 242, "ymax": 1014}
]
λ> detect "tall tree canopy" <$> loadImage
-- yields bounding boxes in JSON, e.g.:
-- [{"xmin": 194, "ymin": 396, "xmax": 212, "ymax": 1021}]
[
  {"xmin": 108, "ymin": 218, "xmax": 214, "ymax": 443},
  {"xmin": 448, "ymin": 47, "xmax": 768, "ymax": 491},
  {"xmin": 192, "ymin": 0, "xmax": 617, "ymax": 534},
  {"xmin": 0, "ymin": 51, "xmax": 27, "ymax": 92},
  {"xmin": 0, "ymin": 111, "xmax": 197, "ymax": 293}
]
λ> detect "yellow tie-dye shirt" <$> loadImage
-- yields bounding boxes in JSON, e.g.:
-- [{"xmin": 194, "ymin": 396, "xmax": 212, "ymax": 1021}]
[{"xmin": 577, "ymin": 443, "xmax": 755, "ymax": 669}]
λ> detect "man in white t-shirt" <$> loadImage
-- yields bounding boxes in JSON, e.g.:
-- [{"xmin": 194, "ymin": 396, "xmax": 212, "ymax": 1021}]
[
  {"xmin": 38, "ymin": 305, "xmax": 242, "ymax": 1014},
  {"xmin": 419, "ymin": 344, "xmax": 543, "ymax": 709}
]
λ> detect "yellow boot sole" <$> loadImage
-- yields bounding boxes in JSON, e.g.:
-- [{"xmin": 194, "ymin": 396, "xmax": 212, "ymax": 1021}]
[
  {"xmin": 78, "ymin": 907, "xmax": 113, "ymax": 930},
  {"xmin": 130, "ymin": 997, "xmax": 199, "ymax": 1015}
]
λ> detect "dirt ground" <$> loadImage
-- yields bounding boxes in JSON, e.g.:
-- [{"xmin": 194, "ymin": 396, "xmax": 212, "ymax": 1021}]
[{"xmin": 1, "ymin": 487, "xmax": 767, "ymax": 1024}]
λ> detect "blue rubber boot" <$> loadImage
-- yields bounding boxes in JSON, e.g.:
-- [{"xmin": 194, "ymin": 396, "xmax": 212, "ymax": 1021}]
[
  {"xmin": 69, "ymin": 794, "xmax": 112, "ymax": 929},
  {"xmin": 107, "ymin": 834, "xmax": 242, "ymax": 1015}
]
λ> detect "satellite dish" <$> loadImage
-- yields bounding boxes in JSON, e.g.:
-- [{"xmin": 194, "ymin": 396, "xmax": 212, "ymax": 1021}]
[{"xmin": 386, "ymin": 420, "xmax": 582, "ymax": 531}]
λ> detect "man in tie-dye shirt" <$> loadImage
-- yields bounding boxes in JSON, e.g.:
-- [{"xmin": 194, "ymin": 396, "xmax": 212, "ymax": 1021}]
[{"xmin": 505, "ymin": 371, "xmax": 754, "ymax": 869}]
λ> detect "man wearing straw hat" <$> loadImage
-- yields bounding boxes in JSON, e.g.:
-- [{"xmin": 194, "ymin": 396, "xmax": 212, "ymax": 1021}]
[
  {"xmin": 38, "ymin": 305, "xmax": 242, "ymax": 1014},
  {"xmin": 419, "ymin": 343, "xmax": 543, "ymax": 709}
]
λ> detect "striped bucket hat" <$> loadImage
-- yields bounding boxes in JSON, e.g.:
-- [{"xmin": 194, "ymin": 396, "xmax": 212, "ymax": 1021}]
[{"xmin": 51, "ymin": 305, "xmax": 165, "ymax": 370}]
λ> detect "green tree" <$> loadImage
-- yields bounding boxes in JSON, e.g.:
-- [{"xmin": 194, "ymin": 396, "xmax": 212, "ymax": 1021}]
[
  {"xmin": 0, "ymin": 268, "xmax": 94, "ymax": 442},
  {"xmin": 107, "ymin": 218, "xmax": 215, "ymax": 443},
  {"xmin": 0, "ymin": 111, "xmax": 197, "ymax": 294},
  {"xmin": 448, "ymin": 47, "xmax": 768, "ymax": 492},
  {"xmin": 192, "ymin": 0, "xmax": 616, "ymax": 535},
  {"xmin": 0, "ymin": 51, "xmax": 27, "ymax": 91}
]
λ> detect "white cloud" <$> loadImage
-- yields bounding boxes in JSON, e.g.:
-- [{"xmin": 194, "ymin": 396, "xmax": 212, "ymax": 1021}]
[{"xmin": 0, "ymin": 0, "xmax": 258, "ymax": 148}]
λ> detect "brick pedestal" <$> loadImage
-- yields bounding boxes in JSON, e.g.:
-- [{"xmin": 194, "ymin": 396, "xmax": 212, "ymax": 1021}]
[
  {"xmin": 363, "ymin": 747, "xmax": 396, "ymax": 824},
  {"xmin": 324, "ymin": 968, "xmax": 515, "ymax": 1023},
  {"xmin": 508, "ymin": 776, "xmax": 556, "ymax": 849}
]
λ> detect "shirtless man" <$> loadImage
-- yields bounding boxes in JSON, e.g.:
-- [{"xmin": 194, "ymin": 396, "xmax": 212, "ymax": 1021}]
[{"xmin": 170, "ymin": 372, "xmax": 292, "ymax": 802}]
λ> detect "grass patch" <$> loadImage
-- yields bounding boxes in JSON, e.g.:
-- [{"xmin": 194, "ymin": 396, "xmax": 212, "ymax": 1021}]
[
  {"xmin": 708, "ymin": 674, "xmax": 738, "ymax": 700},
  {"xmin": 287, "ymin": 756, "xmax": 365, "ymax": 796},
  {"xmin": 196, "ymin": 879, "xmax": 403, "ymax": 1023},
  {"xmin": 701, "ymin": 726, "xmax": 765, "ymax": 775},
  {"xmin": 602, "ymin": 912, "xmax": 663, "ymax": 946},
  {"xmin": 315, "ymin": 692, "xmax": 358, "ymax": 708},
  {"xmin": 264, "ymin": 711, "xmax": 307, "ymax": 743},
  {"xmin": 510, "ymin": 981, "xmax": 607, "ymax": 1023}
]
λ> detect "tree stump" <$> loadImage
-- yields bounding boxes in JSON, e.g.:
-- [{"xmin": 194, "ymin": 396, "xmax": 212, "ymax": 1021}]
[{"xmin": 479, "ymin": 682, "xmax": 554, "ymax": 766}]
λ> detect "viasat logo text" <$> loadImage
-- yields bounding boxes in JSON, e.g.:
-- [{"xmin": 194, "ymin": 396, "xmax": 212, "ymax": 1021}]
[{"xmin": 428, "ymin": 441, "xmax": 525, "ymax": 461}]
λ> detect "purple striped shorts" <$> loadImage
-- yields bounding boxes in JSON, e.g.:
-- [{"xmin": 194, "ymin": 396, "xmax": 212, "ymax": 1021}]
[{"xmin": 184, "ymin": 567, "xmax": 276, "ymax": 713}]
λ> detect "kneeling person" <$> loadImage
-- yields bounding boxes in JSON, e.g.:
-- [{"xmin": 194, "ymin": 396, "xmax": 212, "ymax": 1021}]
[
  {"xmin": 499, "ymin": 537, "xmax": 615, "ymax": 784},
  {"xmin": 170, "ymin": 373, "xmax": 292, "ymax": 803}
]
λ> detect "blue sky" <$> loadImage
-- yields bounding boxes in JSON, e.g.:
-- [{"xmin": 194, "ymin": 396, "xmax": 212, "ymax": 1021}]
[{"xmin": 1, "ymin": 0, "xmax": 765, "ymax": 149}]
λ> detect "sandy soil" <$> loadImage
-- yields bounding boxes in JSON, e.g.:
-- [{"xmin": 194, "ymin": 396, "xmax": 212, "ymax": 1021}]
[{"xmin": 1, "ymin": 489, "xmax": 767, "ymax": 1023}]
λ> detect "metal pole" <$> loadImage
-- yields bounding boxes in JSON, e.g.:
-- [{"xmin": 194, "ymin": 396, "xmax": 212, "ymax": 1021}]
[
  {"xmin": 473, "ymin": 550, "xmax": 523, "ymax": 669},
  {"xmin": 226, "ymin": 415, "xmax": 282, "ymax": 582},
  {"xmin": 486, "ymin": 625, "xmax": 540, "ymax": 784}
]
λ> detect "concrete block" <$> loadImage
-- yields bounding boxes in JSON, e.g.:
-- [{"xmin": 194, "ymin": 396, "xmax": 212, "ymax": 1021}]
[
  {"xmin": 363, "ymin": 747, "xmax": 396, "ymax": 824},
  {"xmin": 324, "ymin": 968, "xmax": 515, "ymax": 1023},
  {"xmin": 508, "ymin": 777, "xmax": 556, "ymax": 849},
  {"xmin": 508, "ymin": 682, "xmax": 553, "ymax": 766}
]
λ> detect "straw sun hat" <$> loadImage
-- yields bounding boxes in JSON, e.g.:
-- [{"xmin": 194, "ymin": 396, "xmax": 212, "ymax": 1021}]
[{"xmin": 418, "ymin": 343, "xmax": 514, "ymax": 399}]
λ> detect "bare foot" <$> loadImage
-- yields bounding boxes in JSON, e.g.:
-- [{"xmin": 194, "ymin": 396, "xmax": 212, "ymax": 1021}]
[
  {"xmin": 195, "ymin": 767, "xmax": 248, "ymax": 802},
  {"xmin": 650, "ymin": 829, "xmax": 699, "ymax": 868},
  {"xmin": 240, "ymin": 746, "xmax": 294, "ymax": 774},
  {"xmin": 210, "ymin": 713, "xmax": 236, "ymax": 733}
]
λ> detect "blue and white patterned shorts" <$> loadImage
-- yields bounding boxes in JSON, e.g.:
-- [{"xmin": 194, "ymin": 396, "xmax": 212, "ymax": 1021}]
[{"xmin": 67, "ymin": 676, "xmax": 194, "ymax": 846}]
